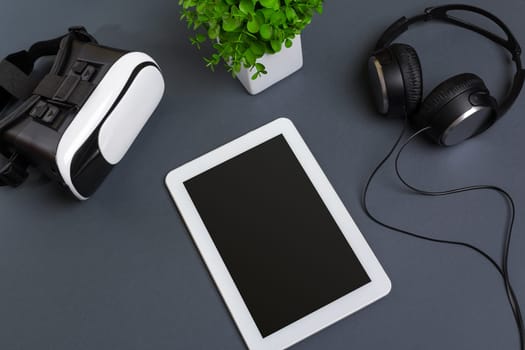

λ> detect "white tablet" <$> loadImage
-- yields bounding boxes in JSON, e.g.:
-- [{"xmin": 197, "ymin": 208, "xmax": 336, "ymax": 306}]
[{"xmin": 165, "ymin": 118, "xmax": 391, "ymax": 350}]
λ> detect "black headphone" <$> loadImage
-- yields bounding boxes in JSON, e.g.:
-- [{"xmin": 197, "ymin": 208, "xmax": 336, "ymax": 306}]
[{"xmin": 368, "ymin": 4, "xmax": 525, "ymax": 146}]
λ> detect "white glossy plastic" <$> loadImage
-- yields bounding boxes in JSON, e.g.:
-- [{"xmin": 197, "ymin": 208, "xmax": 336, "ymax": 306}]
[
  {"xmin": 165, "ymin": 118, "xmax": 391, "ymax": 350},
  {"xmin": 98, "ymin": 66, "xmax": 164, "ymax": 164},
  {"xmin": 55, "ymin": 52, "xmax": 164, "ymax": 200},
  {"xmin": 236, "ymin": 36, "xmax": 303, "ymax": 95}
]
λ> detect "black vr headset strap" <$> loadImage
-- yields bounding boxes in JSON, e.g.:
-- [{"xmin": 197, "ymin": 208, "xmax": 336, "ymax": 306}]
[
  {"xmin": 0, "ymin": 27, "xmax": 96, "ymax": 187},
  {"xmin": 0, "ymin": 27, "xmax": 96, "ymax": 118},
  {"xmin": 0, "ymin": 151, "xmax": 28, "ymax": 187}
]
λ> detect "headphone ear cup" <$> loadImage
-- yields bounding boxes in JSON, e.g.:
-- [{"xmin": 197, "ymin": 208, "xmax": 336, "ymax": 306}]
[
  {"xmin": 416, "ymin": 73, "xmax": 497, "ymax": 146},
  {"xmin": 389, "ymin": 44, "xmax": 423, "ymax": 115},
  {"xmin": 368, "ymin": 44, "xmax": 422, "ymax": 117}
]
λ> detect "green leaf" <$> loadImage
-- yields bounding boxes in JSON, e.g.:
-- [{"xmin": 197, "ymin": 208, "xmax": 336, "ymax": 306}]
[
  {"xmin": 259, "ymin": 8, "xmax": 274, "ymax": 21},
  {"xmin": 250, "ymin": 41, "xmax": 265, "ymax": 56},
  {"xmin": 270, "ymin": 40, "xmax": 281, "ymax": 52},
  {"xmin": 244, "ymin": 48, "xmax": 256, "ymax": 67},
  {"xmin": 270, "ymin": 11, "xmax": 285, "ymax": 25},
  {"xmin": 196, "ymin": 33, "xmax": 206, "ymax": 43},
  {"xmin": 273, "ymin": 28, "xmax": 284, "ymax": 42},
  {"xmin": 285, "ymin": 7, "xmax": 297, "ymax": 21},
  {"xmin": 233, "ymin": 62, "xmax": 241, "ymax": 73},
  {"xmin": 239, "ymin": 0, "xmax": 254, "ymax": 14},
  {"xmin": 259, "ymin": 0, "xmax": 278, "ymax": 9},
  {"xmin": 255, "ymin": 9, "xmax": 266, "ymax": 23},
  {"xmin": 247, "ymin": 19, "xmax": 260, "ymax": 33},
  {"xmin": 222, "ymin": 17, "xmax": 242, "ymax": 32},
  {"xmin": 214, "ymin": 2, "xmax": 228, "ymax": 15},
  {"xmin": 179, "ymin": 0, "xmax": 324, "ymax": 80},
  {"xmin": 259, "ymin": 24, "xmax": 273, "ymax": 40},
  {"xmin": 208, "ymin": 25, "xmax": 220, "ymax": 39},
  {"xmin": 182, "ymin": 0, "xmax": 196, "ymax": 9},
  {"xmin": 230, "ymin": 5, "xmax": 242, "ymax": 17},
  {"xmin": 196, "ymin": 2, "xmax": 206, "ymax": 13},
  {"xmin": 251, "ymin": 62, "xmax": 268, "ymax": 80},
  {"xmin": 190, "ymin": 37, "xmax": 201, "ymax": 49}
]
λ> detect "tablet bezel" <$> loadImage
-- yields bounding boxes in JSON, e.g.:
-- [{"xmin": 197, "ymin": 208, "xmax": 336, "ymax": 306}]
[{"xmin": 165, "ymin": 118, "xmax": 391, "ymax": 350}]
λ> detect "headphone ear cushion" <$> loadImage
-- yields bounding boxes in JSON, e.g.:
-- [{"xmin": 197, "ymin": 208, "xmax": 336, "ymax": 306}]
[
  {"xmin": 390, "ymin": 44, "xmax": 423, "ymax": 115},
  {"xmin": 416, "ymin": 73, "xmax": 487, "ymax": 128}
]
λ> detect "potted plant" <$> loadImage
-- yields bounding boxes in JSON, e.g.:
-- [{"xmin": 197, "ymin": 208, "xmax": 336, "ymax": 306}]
[{"xmin": 179, "ymin": 0, "xmax": 324, "ymax": 94}]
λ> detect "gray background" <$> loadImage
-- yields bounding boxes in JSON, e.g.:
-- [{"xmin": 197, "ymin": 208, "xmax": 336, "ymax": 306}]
[{"xmin": 0, "ymin": 0, "xmax": 524, "ymax": 349}]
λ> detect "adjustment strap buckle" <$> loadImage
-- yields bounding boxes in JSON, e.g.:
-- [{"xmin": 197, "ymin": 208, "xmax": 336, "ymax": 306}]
[{"xmin": 33, "ymin": 73, "xmax": 95, "ymax": 108}]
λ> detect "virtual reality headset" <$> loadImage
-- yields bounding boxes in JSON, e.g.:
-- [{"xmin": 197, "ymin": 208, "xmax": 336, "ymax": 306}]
[{"xmin": 0, "ymin": 27, "xmax": 164, "ymax": 199}]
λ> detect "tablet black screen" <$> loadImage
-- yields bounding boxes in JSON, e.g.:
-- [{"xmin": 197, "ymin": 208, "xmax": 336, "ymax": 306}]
[{"xmin": 184, "ymin": 135, "xmax": 370, "ymax": 337}]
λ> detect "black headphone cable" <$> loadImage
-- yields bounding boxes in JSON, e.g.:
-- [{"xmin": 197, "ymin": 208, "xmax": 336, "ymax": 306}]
[{"xmin": 361, "ymin": 119, "xmax": 524, "ymax": 350}]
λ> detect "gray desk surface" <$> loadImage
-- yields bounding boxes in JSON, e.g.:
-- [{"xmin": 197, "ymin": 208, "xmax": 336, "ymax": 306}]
[{"xmin": 1, "ymin": 0, "xmax": 524, "ymax": 349}]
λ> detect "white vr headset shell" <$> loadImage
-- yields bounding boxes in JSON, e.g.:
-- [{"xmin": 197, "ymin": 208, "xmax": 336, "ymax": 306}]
[
  {"xmin": 0, "ymin": 28, "xmax": 164, "ymax": 199},
  {"xmin": 56, "ymin": 52, "xmax": 165, "ymax": 199}
]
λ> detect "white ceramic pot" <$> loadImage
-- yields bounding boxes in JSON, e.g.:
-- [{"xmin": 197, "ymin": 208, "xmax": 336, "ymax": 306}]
[{"xmin": 236, "ymin": 35, "xmax": 303, "ymax": 95}]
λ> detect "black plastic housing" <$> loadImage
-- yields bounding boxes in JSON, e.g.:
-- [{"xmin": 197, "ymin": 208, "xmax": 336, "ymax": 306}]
[{"xmin": 2, "ymin": 40, "xmax": 126, "ymax": 188}]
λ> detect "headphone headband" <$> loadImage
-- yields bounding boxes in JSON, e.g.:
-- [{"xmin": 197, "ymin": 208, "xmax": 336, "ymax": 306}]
[{"xmin": 374, "ymin": 4, "xmax": 525, "ymax": 116}]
